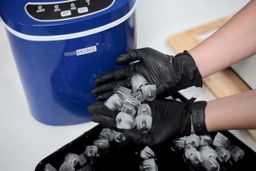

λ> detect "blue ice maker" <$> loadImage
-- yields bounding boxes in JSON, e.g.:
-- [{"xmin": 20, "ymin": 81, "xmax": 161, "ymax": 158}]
[{"xmin": 0, "ymin": 0, "xmax": 137, "ymax": 125}]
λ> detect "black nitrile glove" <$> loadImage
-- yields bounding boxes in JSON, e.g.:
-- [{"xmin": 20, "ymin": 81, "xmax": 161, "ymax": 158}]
[
  {"xmin": 88, "ymin": 99, "xmax": 195, "ymax": 146},
  {"xmin": 92, "ymin": 48, "xmax": 202, "ymax": 100}
]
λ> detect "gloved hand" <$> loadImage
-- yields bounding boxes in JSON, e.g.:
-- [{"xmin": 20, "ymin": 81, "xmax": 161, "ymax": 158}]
[
  {"xmin": 88, "ymin": 99, "xmax": 194, "ymax": 146},
  {"xmin": 92, "ymin": 48, "xmax": 202, "ymax": 100}
]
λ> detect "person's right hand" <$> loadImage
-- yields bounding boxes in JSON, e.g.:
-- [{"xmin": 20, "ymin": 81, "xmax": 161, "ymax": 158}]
[
  {"xmin": 88, "ymin": 98, "xmax": 197, "ymax": 146},
  {"xmin": 92, "ymin": 48, "xmax": 202, "ymax": 100}
]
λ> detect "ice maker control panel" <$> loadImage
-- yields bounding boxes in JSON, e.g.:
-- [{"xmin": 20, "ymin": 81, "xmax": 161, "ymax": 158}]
[{"xmin": 25, "ymin": 0, "xmax": 114, "ymax": 21}]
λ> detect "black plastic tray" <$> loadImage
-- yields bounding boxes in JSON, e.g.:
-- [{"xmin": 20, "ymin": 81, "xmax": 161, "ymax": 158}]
[
  {"xmin": 35, "ymin": 93, "xmax": 256, "ymax": 171},
  {"xmin": 35, "ymin": 126, "xmax": 256, "ymax": 171}
]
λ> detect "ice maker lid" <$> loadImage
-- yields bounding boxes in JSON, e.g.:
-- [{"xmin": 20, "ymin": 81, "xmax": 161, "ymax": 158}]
[{"xmin": 0, "ymin": 0, "xmax": 136, "ymax": 38}]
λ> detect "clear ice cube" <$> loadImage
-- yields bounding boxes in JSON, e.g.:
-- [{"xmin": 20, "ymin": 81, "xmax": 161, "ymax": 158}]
[
  {"xmin": 64, "ymin": 153, "xmax": 80, "ymax": 166},
  {"xmin": 123, "ymin": 94, "xmax": 141, "ymax": 108},
  {"xmin": 44, "ymin": 163, "xmax": 57, "ymax": 171},
  {"xmin": 115, "ymin": 112, "xmax": 135, "ymax": 129},
  {"xmin": 139, "ymin": 158, "xmax": 158, "ymax": 171},
  {"xmin": 131, "ymin": 91, "xmax": 145, "ymax": 102},
  {"xmin": 213, "ymin": 133, "xmax": 230, "ymax": 148},
  {"xmin": 229, "ymin": 145, "xmax": 245, "ymax": 162},
  {"xmin": 93, "ymin": 138, "xmax": 110, "ymax": 149},
  {"xmin": 114, "ymin": 86, "xmax": 132, "ymax": 100},
  {"xmin": 78, "ymin": 154, "xmax": 88, "ymax": 166},
  {"xmin": 59, "ymin": 162, "xmax": 75, "ymax": 171},
  {"xmin": 121, "ymin": 103, "xmax": 137, "ymax": 116},
  {"xmin": 202, "ymin": 157, "xmax": 220, "ymax": 171},
  {"xmin": 173, "ymin": 137, "xmax": 187, "ymax": 149},
  {"xmin": 113, "ymin": 131, "xmax": 127, "ymax": 143},
  {"xmin": 184, "ymin": 145, "xmax": 202, "ymax": 166},
  {"xmin": 131, "ymin": 74, "xmax": 148, "ymax": 92},
  {"xmin": 200, "ymin": 145, "xmax": 218, "ymax": 161},
  {"xmin": 135, "ymin": 114, "xmax": 152, "ymax": 133},
  {"xmin": 104, "ymin": 94, "xmax": 122, "ymax": 111},
  {"xmin": 141, "ymin": 84, "xmax": 157, "ymax": 101},
  {"xmin": 215, "ymin": 147, "xmax": 231, "ymax": 163},
  {"xmin": 200, "ymin": 135, "xmax": 213, "ymax": 146},
  {"xmin": 59, "ymin": 153, "xmax": 81, "ymax": 171},
  {"xmin": 185, "ymin": 134, "xmax": 200, "ymax": 148},
  {"xmin": 85, "ymin": 145, "xmax": 99, "ymax": 158},
  {"xmin": 140, "ymin": 146, "xmax": 155, "ymax": 159},
  {"xmin": 99, "ymin": 128, "xmax": 115, "ymax": 141},
  {"xmin": 137, "ymin": 104, "xmax": 152, "ymax": 116}
]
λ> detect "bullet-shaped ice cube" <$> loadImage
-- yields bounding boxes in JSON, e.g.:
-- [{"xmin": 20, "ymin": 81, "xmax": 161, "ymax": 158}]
[
  {"xmin": 94, "ymin": 138, "xmax": 110, "ymax": 149},
  {"xmin": 64, "ymin": 153, "xmax": 80, "ymax": 166},
  {"xmin": 123, "ymin": 94, "xmax": 141, "ymax": 108},
  {"xmin": 59, "ymin": 153, "xmax": 81, "ymax": 171},
  {"xmin": 173, "ymin": 136, "xmax": 187, "ymax": 149},
  {"xmin": 78, "ymin": 154, "xmax": 88, "ymax": 166},
  {"xmin": 200, "ymin": 135, "xmax": 213, "ymax": 146},
  {"xmin": 215, "ymin": 147, "xmax": 231, "ymax": 163},
  {"xmin": 213, "ymin": 133, "xmax": 230, "ymax": 148},
  {"xmin": 113, "ymin": 131, "xmax": 127, "ymax": 143},
  {"xmin": 114, "ymin": 86, "xmax": 132, "ymax": 100},
  {"xmin": 139, "ymin": 158, "xmax": 158, "ymax": 171},
  {"xmin": 135, "ymin": 114, "xmax": 152, "ymax": 133},
  {"xmin": 131, "ymin": 91, "xmax": 145, "ymax": 102},
  {"xmin": 44, "ymin": 163, "xmax": 57, "ymax": 171},
  {"xmin": 99, "ymin": 128, "xmax": 115, "ymax": 141},
  {"xmin": 198, "ymin": 146, "xmax": 219, "ymax": 171},
  {"xmin": 137, "ymin": 104, "xmax": 152, "ymax": 116},
  {"xmin": 202, "ymin": 157, "xmax": 220, "ymax": 171},
  {"xmin": 184, "ymin": 145, "xmax": 202, "ymax": 166},
  {"xmin": 185, "ymin": 134, "xmax": 200, "ymax": 148},
  {"xmin": 141, "ymin": 84, "xmax": 157, "ymax": 101},
  {"xmin": 131, "ymin": 74, "xmax": 148, "ymax": 92},
  {"xmin": 85, "ymin": 145, "xmax": 99, "ymax": 158},
  {"xmin": 59, "ymin": 162, "xmax": 75, "ymax": 171},
  {"xmin": 116, "ymin": 112, "xmax": 135, "ymax": 129},
  {"xmin": 200, "ymin": 145, "xmax": 218, "ymax": 161},
  {"xmin": 121, "ymin": 103, "xmax": 137, "ymax": 116},
  {"xmin": 140, "ymin": 146, "xmax": 155, "ymax": 159},
  {"xmin": 104, "ymin": 93, "xmax": 122, "ymax": 111},
  {"xmin": 229, "ymin": 145, "xmax": 245, "ymax": 162}
]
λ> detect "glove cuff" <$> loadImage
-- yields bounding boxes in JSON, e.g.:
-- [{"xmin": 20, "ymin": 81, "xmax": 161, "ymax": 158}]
[
  {"xmin": 183, "ymin": 50, "xmax": 203, "ymax": 87},
  {"xmin": 185, "ymin": 114, "xmax": 192, "ymax": 136},
  {"xmin": 174, "ymin": 50, "xmax": 203, "ymax": 88},
  {"xmin": 191, "ymin": 101, "xmax": 208, "ymax": 135}
]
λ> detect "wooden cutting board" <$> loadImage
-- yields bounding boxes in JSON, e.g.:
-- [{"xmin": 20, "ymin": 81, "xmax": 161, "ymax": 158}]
[{"xmin": 167, "ymin": 16, "xmax": 256, "ymax": 140}]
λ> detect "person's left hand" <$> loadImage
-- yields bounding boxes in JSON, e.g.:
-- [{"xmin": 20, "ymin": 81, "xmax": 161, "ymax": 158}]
[
  {"xmin": 88, "ymin": 99, "xmax": 193, "ymax": 146},
  {"xmin": 92, "ymin": 48, "xmax": 202, "ymax": 100}
]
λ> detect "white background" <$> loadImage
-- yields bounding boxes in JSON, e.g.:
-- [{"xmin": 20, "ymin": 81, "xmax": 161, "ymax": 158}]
[{"xmin": 0, "ymin": 0, "xmax": 252, "ymax": 170}]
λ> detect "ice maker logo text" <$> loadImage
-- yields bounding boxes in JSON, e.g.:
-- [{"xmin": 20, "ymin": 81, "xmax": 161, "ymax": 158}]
[{"xmin": 64, "ymin": 45, "xmax": 97, "ymax": 57}]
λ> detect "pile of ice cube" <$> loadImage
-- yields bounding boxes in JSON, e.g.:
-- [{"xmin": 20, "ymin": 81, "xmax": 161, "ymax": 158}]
[
  {"xmin": 44, "ymin": 128, "xmax": 127, "ymax": 171},
  {"xmin": 104, "ymin": 74, "xmax": 157, "ymax": 132},
  {"xmin": 172, "ymin": 132, "xmax": 245, "ymax": 171}
]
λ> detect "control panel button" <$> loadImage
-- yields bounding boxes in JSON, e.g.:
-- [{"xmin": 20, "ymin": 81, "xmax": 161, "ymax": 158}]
[
  {"xmin": 77, "ymin": 7, "xmax": 88, "ymax": 14},
  {"xmin": 60, "ymin": 10, "xmax": 72, "ymax": 17},
  {"xmin": 25, "ymin": 0, "xmax": 114, "ymax": 21},
  {"xmin": 36, "ymin": 5, "xmax": 45, "ymax": 13}
]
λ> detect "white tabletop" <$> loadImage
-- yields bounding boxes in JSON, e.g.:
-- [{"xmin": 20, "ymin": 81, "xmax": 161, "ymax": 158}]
[{"xmin": 0, "ymin": 0, "xmax": 253, "ymax": 170}]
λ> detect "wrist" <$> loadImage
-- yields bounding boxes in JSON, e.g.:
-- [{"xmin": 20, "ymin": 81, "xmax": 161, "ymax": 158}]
[
  {"xmin": 190, "ymin": 122, "xmax": 194, "ymax": 134},
  {"xmin": 191, "ymin": 101, "xmax": 208, "ymax": 135}
]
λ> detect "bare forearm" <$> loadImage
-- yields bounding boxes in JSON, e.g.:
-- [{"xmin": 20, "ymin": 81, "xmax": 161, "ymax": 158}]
[
  {"xmin": 204, "ymin": 90, "xmax": 256, "ymax": 132},
  {"xmin": 189, "ymin": 0, "xmax": 256, "ymax": 78}
]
